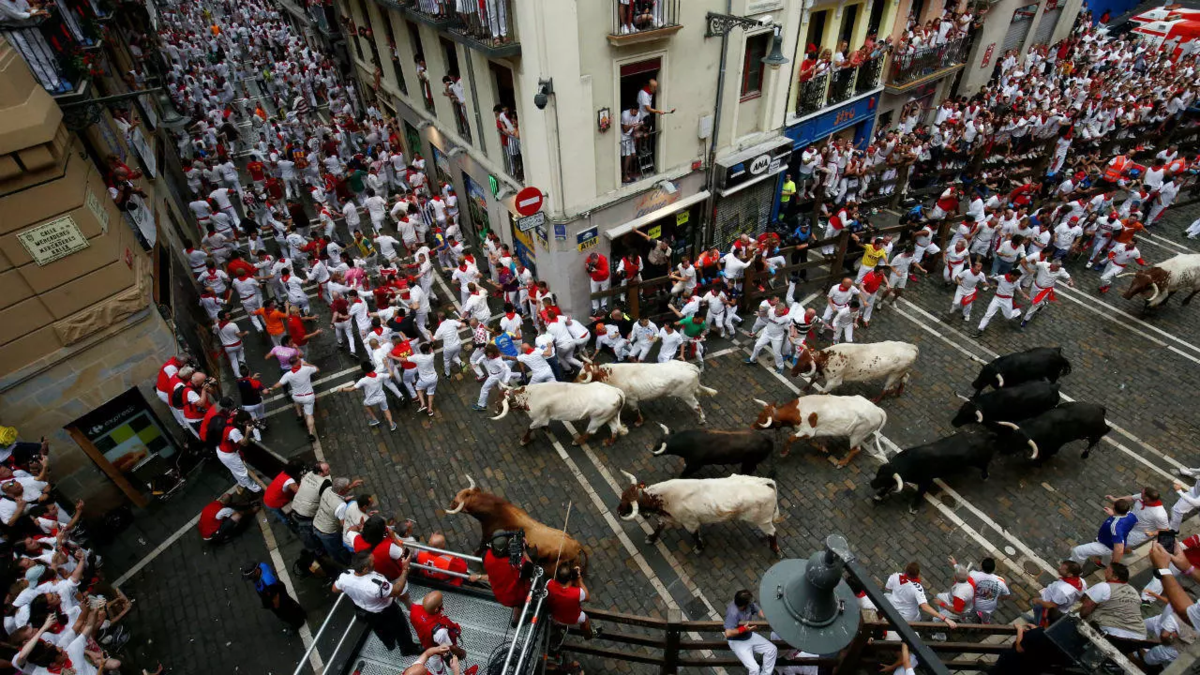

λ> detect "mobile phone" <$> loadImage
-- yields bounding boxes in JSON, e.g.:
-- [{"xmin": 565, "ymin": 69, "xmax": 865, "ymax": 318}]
[{"xmin": 1158, "ymin": 531, "xmax": 1177, "ymax": 553}]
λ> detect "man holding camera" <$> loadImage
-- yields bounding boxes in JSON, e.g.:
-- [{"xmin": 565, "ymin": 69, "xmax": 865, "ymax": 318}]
[
  {"xmin": 333, "ymin": 551, "xmax": 420, "ymax": 655},
  {"xmin": 480, "ymin": 532, "xmax": 534, "ymax": 627},
  {"xmin": 216, "ymin": 409, "xmax": 263, "ymax": 493},
  {"xmin": 547, "ymin": 564, "xmax": 594, "ymax": 640},
  {"xmin": 585, "ymin": 252, "xmax": 610, "ymax": 314}
]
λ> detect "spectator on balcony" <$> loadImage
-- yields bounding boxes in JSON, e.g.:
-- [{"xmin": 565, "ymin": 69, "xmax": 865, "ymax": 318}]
[
  {"xmin": 442, "ymin": 75, "xmax": 469, "ymax": 135},
  {"xmin": 486, "ymin": 0, "xmax": 510, "ymax": 45},
  {"xmin": 637, "ymin": 78, "xmax": 675, "ymax": 129},
  {"xmin": 831, "ymin": 41, "xmax": 848, "ymax": 70},
  {"xmin": 620, "ymin": 103, "xmax": 643, "ymax": 184}
]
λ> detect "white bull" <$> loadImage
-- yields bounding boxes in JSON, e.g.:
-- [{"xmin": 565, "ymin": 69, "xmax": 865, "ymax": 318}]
[
  {"xmin": 751, "ymin": 394, "xmax": 887, "ymax": 468},
  {"xmin": 492, "ymin": 381, "xmax": 628, "ymax": 446},
  {"xmin": 1119, "ymin": 253, "xmax": 1200, "ymax": 309},
  {"xmin": 792, "ymin": 340, "xmax": 919, "ymax": 400},
  {"xmin": 617, "ymin": 471, "xmax": 782, "ymax": 557},
  {"xmin": 577, "ymin": 361, "xmax": 718, "ymax": 425}
]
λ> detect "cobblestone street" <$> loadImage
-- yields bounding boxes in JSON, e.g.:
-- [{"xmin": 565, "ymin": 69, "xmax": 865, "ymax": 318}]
[{"xmin": 96, "ymin": 197, "xmax": 1200, "ymax": 674}]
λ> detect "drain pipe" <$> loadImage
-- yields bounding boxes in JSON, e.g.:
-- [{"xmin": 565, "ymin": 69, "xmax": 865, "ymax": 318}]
[{"xmin": 701, "ymin": 0, "xmax": 734, "ymax": 247}]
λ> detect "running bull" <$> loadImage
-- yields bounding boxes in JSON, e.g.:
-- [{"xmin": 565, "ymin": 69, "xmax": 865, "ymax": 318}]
[
  {"xmin": 650, "ymin": 424, "xmax": 773, "ymax": 477},
  {"xmin": 576, "ymin": 361, "xmax": 718, "ymax": 425},
  {"xmin": 492, "ymin": 381, "xmax": 628, "ymax": 446},
  {"xmin": 790, "ymin": 341, "xmax": 919, "ymax": 400},
  {"xmin": 445, "ymin": 475, "xmax": 588, "ymax": 571},
  {"xmin": 1120, "ymin": 253, "xmax": 1200, "ymax": 310},
  {"xmin": 870, "ymin": 429, "xmax": 998, "ymax": 513},
  {"xmin": 951, "ymin": 381, "xmax": 1061, "ymax": 427},
  {"xmin": 994, "ymin": 402, "xmax": 1111, "ymax": 462},
  {"xmin": 751, "ymin": 395, "xmax": 887, "ymax": 467},
  {"xmin": 617, "ymin": 471, "xmax": 783, "ymax": 557},
  {"xmin": 971, "ymin": 347, "xmax": 1072, "ymax": 394}
]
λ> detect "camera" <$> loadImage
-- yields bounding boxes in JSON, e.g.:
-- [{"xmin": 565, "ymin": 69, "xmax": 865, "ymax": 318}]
[{"xmin": 507, "ymin": 528, "xmax": 527, "ymax": 566}]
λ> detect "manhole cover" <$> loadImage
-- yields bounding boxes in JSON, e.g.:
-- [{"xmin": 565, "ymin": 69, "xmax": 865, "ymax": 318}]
[
  {"xmin": 940, "ymin": 494, "xmax": 957, "ymax": 508},
  {"xmin": 1004, "ymin": 546, "xmax": 1017, "ymax": 556},
  {"xmin": 1023, "ymin": 560, "xmax": 1042, "ymax": 576}
]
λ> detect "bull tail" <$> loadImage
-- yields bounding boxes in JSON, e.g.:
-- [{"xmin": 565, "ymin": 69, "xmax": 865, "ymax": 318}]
[
  {"xmin": 1060, "ymin": 352, "xmax": 1072, "ymax": 377},
  {"xmin": 872, "ymin": 409, "xmax": 889, "ymax": 460},
  {"xmin": 578, "ymin": 546, "xmax": 590, "ymax": 577},
  {"xmin": 698, "ymin": 385, "xmax": 719, "ymax": 397},
  {"xmin": 763, "ymin": 477, "xmax": 783, "ymax": 523},
  {"xmin": 613, "ymin": 391, "xmax": 630, "ymax": 436}
]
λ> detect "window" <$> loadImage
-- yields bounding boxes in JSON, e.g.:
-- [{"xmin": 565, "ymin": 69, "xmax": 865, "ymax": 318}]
[
  {"xmin": 619, "ymin": 58, "xmax": 661, "ymax": 184},
  {"xmin": 740, "ymin": 33, "xmax": 770, "ymax": 99},
  {"xmin": 806, "ymin": 10, "xmax": 827, "ymax": 51},
  {"xmin": 839, "ymin": 4, "xmax": 858, "ymax": 47},
  {"xmin": 490, "ymin": 62, "xmax": 521, "ymax": 180}
]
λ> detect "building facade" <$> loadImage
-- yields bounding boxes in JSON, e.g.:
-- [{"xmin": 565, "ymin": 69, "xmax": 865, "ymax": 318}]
[
  {"xmin": 326, "ymin": 0, "xmax": 807, "ymax": 313},
  {"xmin": 958, "ymin": 0, "xmax": 1085, "ymax": 95},
  {"xmin": 0, "ymin": 2, "xmax": 194, "ymax": 513}
]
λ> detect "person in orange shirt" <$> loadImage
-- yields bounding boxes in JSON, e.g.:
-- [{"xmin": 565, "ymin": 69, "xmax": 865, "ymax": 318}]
[
  {"xmin": 1114, "ymin": 218, "xmax": 1144, "ymax": 244},
  {"xmin": 253, "ymin": 298, "xmax": 289, "ymax": 347}
]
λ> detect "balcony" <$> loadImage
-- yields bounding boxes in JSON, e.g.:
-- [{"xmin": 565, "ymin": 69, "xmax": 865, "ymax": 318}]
[
  {"xmin": 885, "ymin": 36, "xmax": 971, "ymax": 93},
  {"xmin": 794, "ymin": 56, "xmax": 884, "ymax": 117},
  {"xmin": 498, "ymin": 131, "xmax": 523, "ymax": 182},
  {"xmin": 622, "ymin": 128, "xmax": 660, "ymax": 184},
  {"xmin": 449, "ymin": 97, "xmax": 471, "ymax": 142},
  {"xmin": 405, "ymin": 0, "xmax": 454, "ymax": 28},
  {"xmin": 1, "ymin": 13, "xmax": 89, "ymax": 97},
  {"xmin": 607, "ymin": 0, "xmax": 682, "ymax": 46},
  {"xmin": 444, "ymin": 0, "xmax": 521, "ymax": 58}
]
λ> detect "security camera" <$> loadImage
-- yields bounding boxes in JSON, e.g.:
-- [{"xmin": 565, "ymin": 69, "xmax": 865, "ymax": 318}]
[
  {"xmin": 758, "ymin": 15, "xmax": 773, "ymax": 25},
  {"xmin": 534, "ymin": 78, "xmax": 554, "ymax": 111}
]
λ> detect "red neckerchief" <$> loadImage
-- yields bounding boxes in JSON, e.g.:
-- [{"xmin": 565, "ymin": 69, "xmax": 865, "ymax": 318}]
[
  {"xmin": 1141, "ymin": 499, "xmax": 1163, "ymax": 507},
  {"xmin": 1060, "ymin": 575, "xmax": 1084, "ymax": 591},
  {"xmin": 290, "ymin": 364, "xmax": 303, "ymax": 374},
  {"xmin": 281, "ymin": 274, "xmax": 291, "ymax": 283},
  {"xmin": 505, "ymin": 312, "xmax": 516, "ymax": 320},
  {"xmin": 218, "ymin": 321, "xmax": 230, "ymax": 329},
  {"xmin": 45, "ymin": 655, "xmax": 72, "ymax": 673},
  {"xmin": 898, "ymin": 574, "xmax": 920, "ymax": 585}
]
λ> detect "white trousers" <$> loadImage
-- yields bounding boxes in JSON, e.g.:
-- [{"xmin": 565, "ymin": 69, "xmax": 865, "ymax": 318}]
[
  {"xmin": 1170, "ymin": 497, "xmax": 1195, "ymax": 532},
  {"xmin": 218, "ymin": 450, "xmax": 261, "ymax": 492},
  {"xmin": 477, "ymin": 370, "xmax": 511, "ymax": 407},
  {"xmin": 728, "ymin": 633, "xmax": 777, "ymax": 675},
  {"xmin": 1186, "ymin": 217, "xmax": 1200, "ymax": 237},
  {"xmin": 951, "ymin": 288, "xmax": 979, "ymax": 319},
  {"xmin": 861, "ymin": 291, "xmax": 878, "ymax": 323},
  {"xmin": 750, "ymin": 334, "xmax": 785, "ymax": 370},
  {"xmin": 628, "ymin": 339, "xmax": 653, "ymax": 362},
  {"xmin": 978, "ymin": 296, "xmax": 1020, "ymax": 330},
  {"xmin": 334, "ymin": 321, "xmax": 356, "ymax": 352},
  {"xmin": 831, "ymin": 322, "xmax": 854, "ymax": 344},
  {"xmin": 442, "ymin": 343, "xmax": 463, "ymax": 376},
  {"xmin": 1069, "ymin": 541, "xmax": 1114, "ymax": 565},
  {"xmin": 590, "ymin": 279, "xmax": 610, "ymax": 311}
]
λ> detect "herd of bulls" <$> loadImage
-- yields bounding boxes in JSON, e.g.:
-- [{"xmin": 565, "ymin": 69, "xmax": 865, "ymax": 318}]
[{"xmin": 458, "ymin": 343, "xmax": 1111, "ymax": 562}]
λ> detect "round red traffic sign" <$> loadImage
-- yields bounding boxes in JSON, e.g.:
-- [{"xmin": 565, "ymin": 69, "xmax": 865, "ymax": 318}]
[{"xmin": 515, "ymin": 187, "xmax": 544, "ymax": 217}]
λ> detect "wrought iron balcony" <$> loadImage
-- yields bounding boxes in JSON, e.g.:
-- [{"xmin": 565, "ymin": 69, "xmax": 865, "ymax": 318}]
[
  {"xmin": 795, "ymin": 57, "xmax": 885, "ymax": 117},
  {"xmin": 444, "ymin": 0, "xmax": 520, "ymax": 57},
  {"xmin": 1, "ymin": 12, "xmax": 88, "ymax": 97},
  {"xmin": 887, "ymin": 36, "xmax": 970, "ymax": 89},
  {"xmin": 827, "ymin": 66, "xmax": 856, "ymax": 105},
  {"xmin": 406, "ymin": 0, "xmax": 453, "ymax": 27},
  {"xmin": 498, "ymin": 131, "xmax": 523, "ymax": 182},
  {"xmin": 855, "ymin": 55, "xmax": 884, "ymax": 95},
  {"xmin": 796, "ymin": 70, "xmax": 829, "ymax": 115},
  {"xmin": 607, "ymin": 0, "xmax": 682, "ymax": 45}
]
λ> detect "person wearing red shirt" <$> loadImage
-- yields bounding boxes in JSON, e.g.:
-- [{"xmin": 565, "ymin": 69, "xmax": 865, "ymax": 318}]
[
  {"xmin": 265, "ymin": 175, "xmax": 284, "ymax": 202},
  {"xmin": 546, "ymin": 564, "xmax": 594, "ymax": 639},
  {"xmin": 857, "ymin": 266, "xmax": 890, "ymax": 328},
  {"xmin": 408, "ymin": 591, "xmax": 469, "ymax": 672},
  {"xmin": 481, "ymin": 535, "xmax": 534, "ymax": 626},
  {"xmin": 226, "ymin": 251, "xmax": 256, "ymax": 279},
  {"xmin": 414, "ymin": 532, "xmax": 477, "ymax": 587},
  {"xmin": 286, "ymin": 305, "xmax": 322, "ymax": 356},
  {"xmin": 263, "ymin": 460, "xmax": 305, "ymax": 527},
  {"xmin": 197, "ymin": 494, "xmax": 249, "ymax": 544},
  {"xmin": 585, "ymin": 253, "xmax": 610, "ymax": 314},
  {"xmin": 246, "ymin": 157, "xmax": 267, "ymax": 191}
]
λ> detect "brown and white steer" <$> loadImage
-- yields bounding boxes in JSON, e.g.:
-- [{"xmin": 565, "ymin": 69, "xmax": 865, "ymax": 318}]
[
  {"xmin": 789, "ymin": 340, "xmax": 919, "ymax": 400},
  {"xmin": 750, "ymin": 394, "xmax": 887, "ymax": 466}
]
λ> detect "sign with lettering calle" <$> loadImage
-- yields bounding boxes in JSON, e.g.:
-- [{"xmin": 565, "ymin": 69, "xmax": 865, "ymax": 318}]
[{"xmin": 17, "ymin": 216, "xmax": 90, "ymax": 265}]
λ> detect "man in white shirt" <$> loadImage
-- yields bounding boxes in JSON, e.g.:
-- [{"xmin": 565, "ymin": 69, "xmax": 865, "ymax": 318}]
[
  {"xmin": 265, "ymin": 357, "xmax": 321, "ymax": 441},
  {"xmin": 333, "ymin": 552, "xmax": 419, "ymax": 655},
  {"xmin": 949, "ymin": 261, "xmax": 989, "ymax": 322},
  {"xmin": 745, "ymin": 304, "xmax": 790, "ymax": 373},
  {"xmin": 967, "ymin": 557, "xmax": 1011, "ymax": 624},
  {"xmin": 884, "ymin": 562, "xmax": 957, "ymax": 628},
  {"xmin": 432, "ymin": 314, "xmax": 466, "ymax": 377},
  {"xmin": 1031, "ymin": 560, "xmax": 1087, "ymax": 625},
  {"xmin": 337, "ymin": 362, "xmax": 397, "ymax": 431},
  {"xmin": 1021, "ymin": 260, "xmax": 1073, "ymax": 328}
]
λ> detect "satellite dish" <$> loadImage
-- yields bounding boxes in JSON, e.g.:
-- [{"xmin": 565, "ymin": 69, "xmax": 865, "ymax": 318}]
[{"xmin": 759, "ymin": 535, "xmax": 861, "ymax": 655}]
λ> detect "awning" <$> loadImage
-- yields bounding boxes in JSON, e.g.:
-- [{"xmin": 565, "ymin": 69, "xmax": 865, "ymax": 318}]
[
  {"xmin": 605, "ymin": 190, "xmax": 710, "ymax": 240},
  {"xmin": 718, "ymin": 164, "xmax": 785, "ymax": 198}
]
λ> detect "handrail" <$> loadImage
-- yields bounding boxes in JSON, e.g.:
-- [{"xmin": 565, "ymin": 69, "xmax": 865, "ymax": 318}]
[
  {"xmin": 403, "ymin": 539, "xmax": 484, "ymax": 563},
  {"xmin": 409, "ymin": 562, "xmax": 475, "ymax": 580},
  {"xmin": 292, "ymin": 593, "xmax": 348, "ymax": 675}
]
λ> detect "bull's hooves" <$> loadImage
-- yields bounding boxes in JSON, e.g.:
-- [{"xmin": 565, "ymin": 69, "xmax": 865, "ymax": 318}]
[
  {"xmin": 644, "ymin": 537, "xmax": 657, "ymax": 545},
  {"xmin": 871, "ymin": 495, "xmax": 883, "ymax": 502},
  {"xmin": 908, "ymin": 507, "xmax": 919, "ymax": 514}
]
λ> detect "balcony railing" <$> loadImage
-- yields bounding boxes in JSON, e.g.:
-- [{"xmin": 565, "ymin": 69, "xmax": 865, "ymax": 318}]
[
  {"xmin": 449, "ymin": 98, "xmax": 471, "ymax": 141},
  {"xmin": 308, "ymin": 3, "xmax": 331, "ymax": 34},
  {"xmin": 888, "ymin": 36, "xmax": 970, "ymax": 87},
  {"xmin": 827, "ymin": 66, "xmax": 856, "ymax": 105},
  {"xmin": 623, "ymin": 127, "xmax": 660, "ymax": 184},
  {"xmin": 796, "ymin": 71, "xmax": 829, "ymax": 115},
  {"xmin": 607, "ymin": 0, "xmax": 682, "ymax": 44},
  {"xmin": 1, "ymin": 14, "xmax": 84, "ymax": 96},
  {"xmin": 447, "ymin": 0, "xmax": 516, "ymax": 49},
  {"xmin": 856, "ymin": 55, "xmax": 884, "ymax": 94},
  {"xmin": 407, "ymin": 0, "xmax": 452, "ymax": 26},
  {"xmin": 499, "ymin": 132, "xmax": 523, "ymax": 182}
]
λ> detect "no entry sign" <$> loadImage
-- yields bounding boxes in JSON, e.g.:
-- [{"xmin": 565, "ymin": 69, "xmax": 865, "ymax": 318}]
[{"xmin": 515, "ymin": 187, "xmax": 544, "ymax": 217}]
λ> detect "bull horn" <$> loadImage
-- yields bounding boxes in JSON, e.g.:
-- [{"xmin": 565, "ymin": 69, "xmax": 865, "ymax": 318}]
[
  {"xmin": 758, "ymin": 416, "xmax": 773, "ymax": 429},
  {"xmin": 808, "ymin": 361, "xmax": 818, "ymax": 377},
  {"xmin": 579, "ymin": 370, "xmax": 593, "ymax": 383},
  {"xmin": 995, "ymin": 421, "xmax": 1020, "ymax": 430},
  {"xmin": 466, "ymin": 475, "xmax": 476, "ymax": 490},
  {"xmin": 658, "ymin": 423, "xmax": 670, "ymax": 435},
  {"xmin": 1028, "ymin": 439, "xmax": 1039, "ymax": 460},
  {"xmin": 652, "ymin": 442, "xmax": 668, "ymax": 456},
  {"xmin": 491, "ymin": 397, "xmax": 511, "ymax": 420},
  {"xmin": 893, "ymin": 473, "xmax": 905, "ymax": 493},
  {"xmin": 1115, "ymin": 273, "xmax": 1136, "ymax": 278},
  {"xmin": 752, "ymin": 398, "xmax": 771, "ymax": 408},
  {"xmin": 444, "ymin": 500, "xmax": 465, "ymax": 515},
  {"xmin": 975, "ymin": 410, "xmax": 984, "ymax": 423},
  {"xmin": 995, "ymin": 374, "xmax": 1004, "ymax": 387},
  {"xmin": 1148, "ymin": 282, "xmax": 1161, "ymax": 304},
  {"xmin": 620, "ymin": 470, "xmax": 638, "ymax": 486},
  {"xmin": 498, "ymin": 380, "xmax": 513, "ymax": 390},
  {"xmin": 955, "ymin": 393, "xmax": 972, "ymax": 402},
  {"xmin": 620, "ymin": 499, "xmax": 640, "ymax": 521},
  {"xmin": 581, "ymin": 354, "xmax": 593, "ymax": 364}
]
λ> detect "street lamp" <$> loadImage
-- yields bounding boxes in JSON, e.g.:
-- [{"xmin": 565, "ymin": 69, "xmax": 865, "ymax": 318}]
[{"xmin": 759, "ymin": 535, "xmax": 950, "ymax": 675}]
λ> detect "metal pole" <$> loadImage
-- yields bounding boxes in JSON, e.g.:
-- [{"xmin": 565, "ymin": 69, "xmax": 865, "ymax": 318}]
[
  {"xmin": 702, "ymin": 1, "xmax": 734, "ymax": 248},
  {"xmin": 512, "ymin": 582, "xmax": 549, "ymax": 674},
  {"xmin": 407, "ymin": 562, "xmax": 476, "ymax": 580},
  {"xmin": 292, "ymin": 593, "xmax": 348, "ymax": 675},
  {"xmin": 843, "ymin": 558, "xmax": 949, "ymax": 675},
  {"xmin": 319, "ymin": 619, "xmax": 358, "ymax": 675},
  {"xmin": 501, "ymin": 565, "xmax": 545, "ymax": 674},
  {"xmin": 402, "ymin": 540, "xmax": 484, "ymax": 563}
]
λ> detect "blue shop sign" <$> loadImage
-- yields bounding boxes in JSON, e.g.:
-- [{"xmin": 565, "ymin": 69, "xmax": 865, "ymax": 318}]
[{"xmin": 785, "ymin": 94, "xmax": 879, "ymax": 149}]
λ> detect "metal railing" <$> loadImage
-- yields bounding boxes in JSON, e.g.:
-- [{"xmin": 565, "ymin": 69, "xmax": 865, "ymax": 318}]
[
  {"xmin": 448, "ymin": 0, "xmax": 517, "ymax": 48},
  {"xmin": 410, "ymin": 0, "xmax": 448, "ymax": 19},
  {"xmin": 623, "ymin": 127, "xmax": 660, "ymax": 184},
  {"xmin": 856, "ymin": 55, "xmax": 884, "ymax": 94},
  {"xmin": 499, "ymin": 131, "xmax": 523, "ymax": 182},
  {"xmin": 889, "ymin": 36, "xmax": 970, "ymax": 86},
  {"xmin": 827, "ymin": 65, "xmax": 856, "ymax": 105},
  {"xmin": 450, "ymin": 98, "xmax": 471, "ymax": 141},
  {"xmin": 418, "ymin": 71, "xmax": 436, "ymax": 111},
  {"xmin": 1, "ymin": 14, "xmax": 80, "ymax": 95},
  {"xmin": 796, "ymin": 70, "xmax": 829, "ymax": 115},
  {"xmin": 609, "ymin": 0, "xmax": 680, "ymax": 36}
]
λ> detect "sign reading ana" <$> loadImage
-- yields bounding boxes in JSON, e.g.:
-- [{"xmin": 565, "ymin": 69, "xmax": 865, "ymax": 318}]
[{"xmin": 17, "ymin": 216, "xmax": 89, "ymax": 266}]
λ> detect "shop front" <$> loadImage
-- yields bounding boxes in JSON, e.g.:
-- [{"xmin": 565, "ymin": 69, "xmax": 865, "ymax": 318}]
[
  {"xmin": 712, "ymin": 137, "xmax": 793, "ymax": 249},
  {"xmin": 785, "ymin": 92, "xmax": 880, "ymax": 154}
]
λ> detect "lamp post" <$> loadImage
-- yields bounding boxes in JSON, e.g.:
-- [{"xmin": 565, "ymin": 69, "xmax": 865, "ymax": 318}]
[
  {"xmin": 701, "ymin": 12, "xmax": 789, "ymax": 248},
  {"xmin": 759, "ymin": 534, "xmax": 950, "ymax": 675}
]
